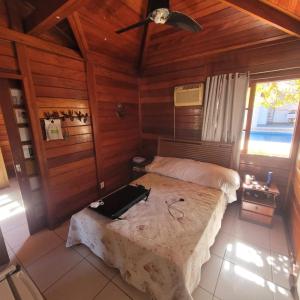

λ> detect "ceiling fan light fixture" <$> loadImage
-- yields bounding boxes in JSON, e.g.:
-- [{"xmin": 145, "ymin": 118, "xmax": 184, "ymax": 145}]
[{"xmin": 150, "ymin": 8, "xmax": 170, "ymax": 24}]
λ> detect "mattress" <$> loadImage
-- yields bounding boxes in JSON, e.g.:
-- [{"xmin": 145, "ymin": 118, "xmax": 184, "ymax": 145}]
[{"xmin": 66, "ymin": 173, "xmax": 228, "ymax": 300}]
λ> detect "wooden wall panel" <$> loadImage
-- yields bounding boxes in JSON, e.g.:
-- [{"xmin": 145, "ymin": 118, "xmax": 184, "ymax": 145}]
[
  {"xmin": 0, "ymin": 1, "xmax": 19, "ymax": 75},
  {"xmin": 26, "ymin": 47, "xmax": 98, "ymax": 226},
  {"xmin": 0, "ymin": 106, "xmax": 14, "ymax": 176},
  {"xmin": 89, "ymin": 52, "xmax": 140, "ymax": 193},
  {"xmin": 290, "ymin": 146, "xmax": 300, "ymax": 264},
  {"xmin": 0, "ymin": 0, "xmax": 9, "ymax": 27}
]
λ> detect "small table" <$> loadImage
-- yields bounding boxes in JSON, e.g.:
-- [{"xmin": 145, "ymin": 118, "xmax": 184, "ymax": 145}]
[
  {"xmin": 131, "ymin": 159, "xmax": 152, "ymax": 180},
  {"xmin": 240, "ymin": 181, "xmax": 280, "ymax": 227}
]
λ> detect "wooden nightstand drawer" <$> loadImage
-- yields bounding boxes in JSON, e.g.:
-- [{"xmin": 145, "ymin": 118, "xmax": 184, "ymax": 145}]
[
  {"xmin": 240, "ymin": 210, "xmax": 273, "ymax": 226},
  {"xmin": 242, "ymin": 201, "xmax": 274, "ymax": 216}
]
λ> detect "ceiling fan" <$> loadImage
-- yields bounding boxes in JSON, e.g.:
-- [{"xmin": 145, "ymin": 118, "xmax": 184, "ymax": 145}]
[{"xmin": 116, "ymin": 0, "xmax": 203, "ymax": 34}]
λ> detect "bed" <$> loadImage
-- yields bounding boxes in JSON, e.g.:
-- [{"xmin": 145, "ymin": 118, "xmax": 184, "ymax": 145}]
[{"xmin": 66, "ymin": 138, "xmax": 240, "ymax": 300}]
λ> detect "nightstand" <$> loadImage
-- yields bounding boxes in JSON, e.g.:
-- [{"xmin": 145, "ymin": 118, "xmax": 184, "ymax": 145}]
[
  {"xmin": 131, "ymin": 159, "xmax": 152, "ymax": 180},
  {"xmin": 240, "ymin": 181, "xmax": 280, "ymax": 227}
]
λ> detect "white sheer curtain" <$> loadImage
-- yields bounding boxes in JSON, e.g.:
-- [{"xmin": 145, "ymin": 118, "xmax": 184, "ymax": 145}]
[{"xmin": 202, "ymin": 73, "xmax": 249, "ymax": 169}]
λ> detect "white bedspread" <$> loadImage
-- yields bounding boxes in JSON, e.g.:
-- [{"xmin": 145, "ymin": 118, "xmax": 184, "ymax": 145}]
[{"xmin": 66, "ymin": 173, "xmax": 228, "ymax": 300}]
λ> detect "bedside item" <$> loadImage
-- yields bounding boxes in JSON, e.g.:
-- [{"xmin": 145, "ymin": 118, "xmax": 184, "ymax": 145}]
[
  {"xmin": 240, "ymin": 181, "xmax": 280, "ymax": 227},
  {"xmin": 266, "ymin": 171, "xmax": 273, "ymax": 187},
  {"xmin": 132, "ymin": 156, "xmax": 146, "ymax": 164},
  {"xmin": 245, "ymin": 174, "xmax": 252, "ymax": 185},
  {"xmin": 131, "ymin": 157, "xmax": 152, "ymax": 180}
]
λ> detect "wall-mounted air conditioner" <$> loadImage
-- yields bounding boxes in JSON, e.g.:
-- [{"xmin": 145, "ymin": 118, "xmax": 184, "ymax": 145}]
[{"xmin": 174, "ymin": 83, "xmax": 204, "ymax": 107}]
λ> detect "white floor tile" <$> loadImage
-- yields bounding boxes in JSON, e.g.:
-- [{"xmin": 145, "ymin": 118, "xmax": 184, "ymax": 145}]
[
  {"xmin": 215, "ymin": 260, "xmax": 274, "ymax": 300},
  {"xmin": 270, "ymin": 252, "xmax": 292, "ymax": 290},
  {"xmin": 44, "ymin": 260, "xmax": 108, "ymax": 300},
  {"xmin": 86, "ymin": 253, "xmax": 118, "ymax": 279},
  {"xmin": 220, "ymin": 211, "xmax": 236, "ymax": 235},
  {"xmin": 233, "ymin": 218, "xmax": 271, "ymax": 250},
  {"xmin": 113, "ymin": 275, "xmax": 151, "ymax": 300},
  {"xmin": 54, "ymin": 220, "xmax": 70, "ymax": 241},
  {"xmin": 94, "ymin": 282, "xmax": 131, "ymax": 300},
  {"xmin": 272, "ymin": 285, "xmax": 294, "ymax": 300},
  {"xmin": 224, "ymin": 238, "xmax": 272, "ymax": 281},
  {"xmin": 13, "ymin": 229, "xmax": 63, "ymax": 267},
  {"xmin": 73, "ymin": 244, "xmax": 92, "ymax": 258},
  {"xmin": 3, "ymin": 223, "xmax": 30, "ymax": 250},
  {"xmin": 192, "ymin": 286, "xmax": 213, "ymax": 300},
  {"xmin": 26, "ymin": 244, "xmax": 83, "ymax": 292},
  {"xmin": 0, "ymin": 211, "xmax": 27, "ymax": 233},
  {"xmin": 225, "ymin": 203, "xmax": 239, "ymax": 218},
  {"xmin": 210, "ymin": 231, "xmax": 233, "ymax": 258},
  {"xmin": 199, "ymin": 254, "xmax": 223, "ymax": 294},
  {"xmin": 270, "ymin": 217, "xmax": 289, "ymax": 256}
]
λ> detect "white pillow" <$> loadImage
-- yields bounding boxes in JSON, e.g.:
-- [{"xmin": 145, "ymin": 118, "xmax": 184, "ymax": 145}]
[{"xmin": 146, "ymin": 156, "xmax": 240, "ymax": 203}]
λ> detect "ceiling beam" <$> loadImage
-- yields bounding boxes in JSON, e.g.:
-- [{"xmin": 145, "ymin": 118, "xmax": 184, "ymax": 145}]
[
  {"xmin": 68, "ymin": 12, "xmax": 89, "ymax": 58},
  {"xmin": 138, "ymin": 23, "xmax": 153, "ymax": 75},
  {"xmin": 221, "ymin": 0, "xmax": 300, "ymax": 38},
  {"xmin": 24, "ymin": 0, "xmax": 88, "ymax": 36},
  {"xmin": 137, "ymin": 1, "xmax": 153, "ymax": 75},
  {"xmin": 0, "ymin": 25, "xmax": 82, "ymax": 60}
]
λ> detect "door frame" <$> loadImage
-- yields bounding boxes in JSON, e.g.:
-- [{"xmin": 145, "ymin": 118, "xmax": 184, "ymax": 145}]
[{"xmin": 0, "ymin": 78, "xmax": 44, "ymax": 234}]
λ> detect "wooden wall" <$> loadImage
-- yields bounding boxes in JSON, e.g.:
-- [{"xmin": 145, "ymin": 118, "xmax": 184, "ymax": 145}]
[
  {"xmin": 140, "ymin": 38, "xmax": 300, "ymax": 210},
  {"xmin": 290, "ymin": 146, "xmax": 300, "ymax": 264},
  {"xmin": 76, "ymin": 2, "xmax": 141, "ymax": 194},
  {"xmin": 0, "ymin": 0, "xmax": 19, "ymax": 75},
  {"xmin": 0, "ymin": 0, "xmax": 18, "ymax": 176},
  {"xmin": 0, "ymin": 107, "xmax": 14, "ymax": 176},
  {"xmin": 24, "ymin": 47, "xmax": 98, "ymax": 225},
  {"xmin": 86, "ymin": 52, "xmax": 140, "ymax": 194}
]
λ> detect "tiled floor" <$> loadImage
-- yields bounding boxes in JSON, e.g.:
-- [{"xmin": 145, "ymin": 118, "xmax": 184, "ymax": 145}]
[{"xmin": 0, "ymin": 198, "xmax": 295, "ymax": 300}]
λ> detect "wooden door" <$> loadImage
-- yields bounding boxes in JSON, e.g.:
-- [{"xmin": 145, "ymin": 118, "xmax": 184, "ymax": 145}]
[{"xmin": 0, "ymin": 79, "xmax": 45, "ymax": 234}]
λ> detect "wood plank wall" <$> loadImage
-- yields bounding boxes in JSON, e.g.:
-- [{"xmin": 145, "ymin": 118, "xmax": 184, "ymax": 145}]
[
  {"xmin": 88, "ymin": 51, "xmax": 140, "ymax": 194},
  {"xmin": 0, "ymin": 1, "xmax": 19, "ymax": 75},
  {"xmin": 140, "ymin": 38, "xmax": 300, "ymax": 210},
  {"xmin": 0, "ymin": 106, "xmax": 14, "ymax": 176},
  {"xmin": 25, "ymin": 47, "xmax": 98, "ymax": 225},
  {"xmin": 290, "ymin": 146, "xmax": 300, "ymax": 264}
]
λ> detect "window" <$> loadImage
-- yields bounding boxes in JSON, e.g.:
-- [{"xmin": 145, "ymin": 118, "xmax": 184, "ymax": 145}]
[{"xmin": 242, "ymin": 79, "xmax": 300, "ymax": 158}]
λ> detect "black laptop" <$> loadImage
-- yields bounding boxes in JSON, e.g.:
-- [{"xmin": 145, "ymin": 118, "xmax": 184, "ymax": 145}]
[{"xmin": 89, "ymin": 185, "xmax": 150, "ymax": 219}]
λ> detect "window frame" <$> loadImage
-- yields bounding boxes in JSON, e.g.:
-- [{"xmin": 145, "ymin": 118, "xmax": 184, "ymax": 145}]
[
  {"xmin": 241, "ymin": 82, "xmax": 256, "ymax": 155},
  {"xmin": 242, "ymin": 79, "xmax": 300, "ymax": 158}
]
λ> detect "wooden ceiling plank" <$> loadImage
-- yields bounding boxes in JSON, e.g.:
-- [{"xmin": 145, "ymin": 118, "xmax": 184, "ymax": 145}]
[
  {"xmin": 221, "ymin": 0, "xmax": 300, "ymax": 37},
  {"xmin": 25, "ymin": 0, "xmax": 89, "ymax": 36},
  {"xmin": 146, "ymin": 34, "xmax": 288, "ymax": 68}
]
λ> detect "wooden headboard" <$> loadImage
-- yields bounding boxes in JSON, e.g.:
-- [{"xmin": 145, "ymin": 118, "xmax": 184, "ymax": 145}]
[{"xmin": 158, "ymin": 138, "xmax": 233, "ymax": 168}]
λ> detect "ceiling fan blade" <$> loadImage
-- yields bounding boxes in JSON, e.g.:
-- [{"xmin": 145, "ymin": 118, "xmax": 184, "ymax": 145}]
[
  {"xmin": 166, "ymin": 12, "xmax": 202, "ymax": 32},
  {"xmin": 116, "ymin": 19, "xmax": 151, "ymax": 34}
]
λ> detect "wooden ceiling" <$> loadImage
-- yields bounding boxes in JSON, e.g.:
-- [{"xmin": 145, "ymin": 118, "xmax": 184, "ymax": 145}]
[
  {"xmin": 144, "ymin": 0, "xmax": 292, "ymax": 68},
  {"xmin": 262, "ymin": 0, "xmax": 300, "ymax": 20},
  {"xmin": 76, "ymin": 0, "xmax": 145, "ymax": 66},
  {"xmin": 11, "ymin": 0, "xmax": 300, "ymax": 70}
]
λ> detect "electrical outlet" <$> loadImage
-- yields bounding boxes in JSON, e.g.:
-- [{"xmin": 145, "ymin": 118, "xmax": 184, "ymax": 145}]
[{"xmin": 100, "ymin": 181, "xmax": 105, "ymax": 189}]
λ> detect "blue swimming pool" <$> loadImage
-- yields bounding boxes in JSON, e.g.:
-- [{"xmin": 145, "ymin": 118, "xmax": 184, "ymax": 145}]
[{"xmin": 250, "ymin": 131, "xmax": 293, "ymax": 143}]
